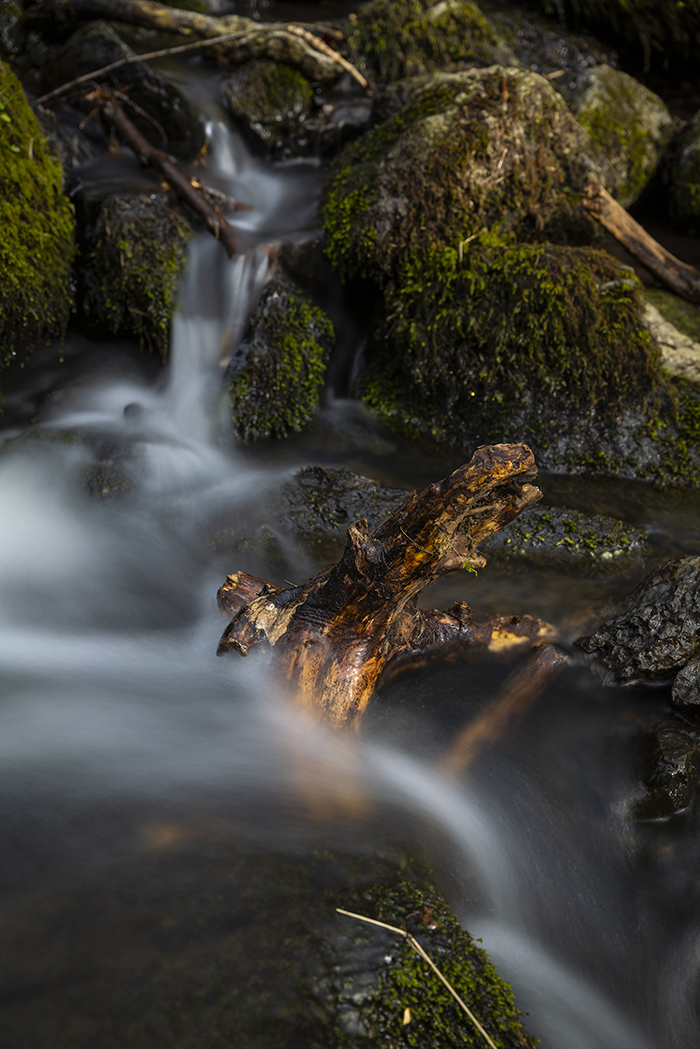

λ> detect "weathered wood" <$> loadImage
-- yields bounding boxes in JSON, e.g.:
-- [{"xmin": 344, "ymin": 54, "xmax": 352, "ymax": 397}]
[
  {"xmin": 582, "ymin": 180, "xmax": 700, "ymax": 304},
  {"xmin": 92, "ymin": 91, "xmax": 242, "ymax": 257},
  {"xmin": 217, "ymin": 444, "xmax": 553, "ymax": 727},
  {"xmin": 438, "ymin": 643, "xmax": 569, "ymax": 775},
  {"xmin": 26, "ymin": 0, "xmax": 365, "ymax": 86}
]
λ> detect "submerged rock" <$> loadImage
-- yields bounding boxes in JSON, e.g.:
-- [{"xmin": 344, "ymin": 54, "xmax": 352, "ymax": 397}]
[
  {"xmin": 0, "ymin": 61, "xmax": 74, "ymax": 378},
  {"xmin": 577, "ymin": 555, "xmax": 700, "ymax": 693},
  {"xmin": 347, "ymin": 0, "xmax": 516, "ymax": 83},
  {"xmin": 80, "ymin": 192, "xmax": 194, "ymax": 357},
  {"xmin": 43, "ymin": 21, "xmax": 205, "ymax": 159},
  {"xmin": 0, "ymin": 841, "xmax": 537, "ymax": 1048},
  {"xmin": 323, "ymin": 66, "xmax": 602, "ymax": 283},
  {"xmin": 215, "ymin": 464, "xmax": 651, "ymax": 576},
  {"xmin": 227, "ymin": 275, "xmax": 335, "ymax": 442},
  {"xmin": 569, "ymin": 64, "xmax": 673, "ymax": 208},
  {"xmin": 632, "ymin": 721, "xmax": 700, "ymax": 820},
  {"xmin": 669, "ymin": 109, "xmax": 700, "ymax": 233}
]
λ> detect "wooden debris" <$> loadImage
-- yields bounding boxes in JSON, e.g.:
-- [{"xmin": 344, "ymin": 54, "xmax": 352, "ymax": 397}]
[
  {"xmin": 89, "ymin": 90, "xmax": 243, "ymax": 257},
  {"xmin": 216, "ymin": 444, "xmax": 554, "ymax": 727},
  {"xmin": 27, "ymin": 0, "xmax": 368, "ymax": 88},
  {"xmin": 582, "ymin": 180, "xmax": 700, "ymax": 304}
]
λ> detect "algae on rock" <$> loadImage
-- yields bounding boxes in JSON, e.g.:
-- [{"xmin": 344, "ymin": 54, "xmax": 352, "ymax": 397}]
[
  {"xmin": 347, "ymin": 0, "xmax": 516, "ymax": 83},
  {"xmin": 323, "ymin": 66, "xmax": 602, "ymax": 284},
  {"xmin": 0, "ymin": 61, "xmax": 74, "ymax": 376},
  {"xmin": 80, "ymin": 193, "xmax": 193, "ymax": 357},
  {"xmin": 227, "ymin": 275, "xmax": 334, "ymax": 442},
  {"xmin": 569, "ymin": 64, "xmax": 673, "ymax": 208}
]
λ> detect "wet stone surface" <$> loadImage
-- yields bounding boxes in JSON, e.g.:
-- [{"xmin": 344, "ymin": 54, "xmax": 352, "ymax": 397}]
[{"xmin": 633, "ymin": 721, "xmax": 700, "ymax": 820}]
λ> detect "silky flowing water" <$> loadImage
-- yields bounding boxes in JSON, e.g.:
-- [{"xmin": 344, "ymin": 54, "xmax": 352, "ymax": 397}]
[{"xmin": 2, "ymin": 74, "xmax": 700, "ymax": 1049}]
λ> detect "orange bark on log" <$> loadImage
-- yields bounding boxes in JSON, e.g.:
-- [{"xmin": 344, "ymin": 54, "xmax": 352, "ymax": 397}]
[{"xmin": 216, "ymin": 444, "xmax": 554, "ymax": 727}]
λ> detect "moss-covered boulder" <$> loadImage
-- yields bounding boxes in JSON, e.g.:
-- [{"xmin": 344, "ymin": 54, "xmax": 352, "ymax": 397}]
[
  {"xmin": 323, "ymin": 67, "xmax": 602, "ymax": 284},
  {"xmin": 224, "ymin": 60, "xmax": 314, "ymax": 155},
  {"xmin": 362, "ymin": 232, "xmax": 660, "ymax": 444},
  {"xmin": 44, "ymin": 21, "xmax": 205, "ymax": 159},
  {"xmin": 669, "ymin": 108, "xmax": 700, "ymax": 231},
  {"xmin": 569, "ymin": 64, "xmax": 673, "ymax": 208},
  {"xmin": 80, "ymin": 193, "xmax": 194, "ymax": 357},
  {"xmin": 227, "ymin": 275, "xmax": 334, "ymax": 442},
  {"xmin": 347, "ymin": 0, "xmax": 516, "ymax": 83},
  {"xmin": 0, "ymin": 61, "xmax": 74, "ymax": 376}
]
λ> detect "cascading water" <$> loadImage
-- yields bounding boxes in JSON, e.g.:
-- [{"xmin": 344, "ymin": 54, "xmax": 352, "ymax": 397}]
[{"xmin": 1, "ymin": 111, "xmax": 699, "ymax": 1049}]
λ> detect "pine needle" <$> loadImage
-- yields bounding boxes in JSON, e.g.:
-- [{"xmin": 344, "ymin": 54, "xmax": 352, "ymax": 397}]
[{"xmin": 336, "ymin": 908, "xmax": 499, "ymax": 1049}]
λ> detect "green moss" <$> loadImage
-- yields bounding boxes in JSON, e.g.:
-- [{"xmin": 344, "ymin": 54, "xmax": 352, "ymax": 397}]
[
  {"xmin": 338, "ymin": 860, "xmax": 537, "ymax": 1048},
  {"xmin": 363, "ymin": 231, "xmax": 659, "ymax": 444},
  {"xmin": 224, "ymin": 61, "xmax": 314, "ymax": 151},
  {"xmin": 81, "ymin": 193, "xmax": 193, "ymax": 357},
  {"xmin": 347, "ymin": 0, "xmax": 515, "ymax": 83},
  {"xmin": 571, "ymin": 65, "xmax": 673, "ymax": 208},
  {"xmin": 0, "ymin": 61, "xmax": 74, "ymax": 373},
  {"xmin": 229, "ymin": 276, "xmax": 335, "ymax": 442},
  {"xmin": 323, "ymin": 67, "xmax": 599, "ymax": 285}
]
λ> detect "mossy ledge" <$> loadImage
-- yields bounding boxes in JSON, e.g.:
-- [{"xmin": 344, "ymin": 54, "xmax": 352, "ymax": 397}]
[
  {"xmin": 0, "ymin": 61, "xmax": 74, "ymax": 376},
  {"xmin": 228, "ymin": 274, "xmax": 335, "ymax": 442},
  {"xmin": 364, "ymin": 232, "xmax": 659, "ymax": 436}
]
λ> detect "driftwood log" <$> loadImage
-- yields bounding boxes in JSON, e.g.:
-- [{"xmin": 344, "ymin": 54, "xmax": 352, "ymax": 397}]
[
  {"xmin": 26, "ymin": 0, "xmax": 366, "ymax": 86},
  {"xmin": 582, "ymin": 180, "xmax": 700, "ymax": 304},
  {"xmin": 217, "ymin": 444, "xmax": 556, "ymax": 727}
]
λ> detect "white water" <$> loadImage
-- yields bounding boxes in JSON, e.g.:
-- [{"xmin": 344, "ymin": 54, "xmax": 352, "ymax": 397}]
[{"xmin": 0, "ymin": 123, "xmax": 695, "ymax": 1049}]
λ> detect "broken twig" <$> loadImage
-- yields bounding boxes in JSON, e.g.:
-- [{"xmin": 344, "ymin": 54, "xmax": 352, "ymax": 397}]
[
  {"xmin": 582, "ymin": 180, "xmax": 700, "ymax": 304},
  {"xmin": 336, "ymin": 909, "xmax": 499, "ymax": 1049},
  {"xmin": 90, "ymin": 90, "xmax": 242, "ymax": 257}
]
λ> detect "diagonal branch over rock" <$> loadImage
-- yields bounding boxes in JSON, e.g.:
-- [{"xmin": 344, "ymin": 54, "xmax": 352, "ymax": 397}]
[{"xmin": 216, "ymin": 444, "xmax": 552, "ymax": 726}]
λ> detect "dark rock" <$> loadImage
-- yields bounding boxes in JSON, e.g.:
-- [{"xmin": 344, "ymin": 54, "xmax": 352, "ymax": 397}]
[
  {"xmin": 43, "ymin": 21, "xmax": 204, "ymax": 160},
  {"xmin": 79, "ymin": 192, "xmax": 194, "ymax": 356},
  {"xmin": 0, "ymin": 0, "xmax": 23, "ymax": 61},
  {"xmin": 669, "ymin": 108, "xmax": 700, "ymax": 233},
  {"xmin": 223, "ymin": 61, "xmax": 372, "ymax": 161},
  {"xmin": 632, "ymin": 721, "xmax": 700, "ymax": 819},
  {"xmin": 481, "ymin": 0, "xmax": 617, "ymax": 101},
  {"xmin": 481, "ymin": 505, "xmax": 651, "ymax": 576},
  {"xmin": 577, "ymin": 555, "xmax": 700, "ymax": 689},
  {"xmin": 227, "ymin": 274, "xmax": 335, "ymax": 442}
]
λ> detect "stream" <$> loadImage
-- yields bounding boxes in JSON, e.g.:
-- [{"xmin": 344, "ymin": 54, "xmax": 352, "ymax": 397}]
[{"xmin": 2, "ymin": 44, "xmax": 700, "ymax": 1049}]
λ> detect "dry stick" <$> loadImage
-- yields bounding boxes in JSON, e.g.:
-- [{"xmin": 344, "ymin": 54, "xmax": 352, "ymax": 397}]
[
  {"xmin": 37, "ymin": 31, "xmax": 246, "ymax": 105},
  {"xmin": 95, "ymin": 92, "xmax": 242, "ymax": 257},
  {"xmin": 336, "ymin": 909, "xmax": 499, "ymax": 1049},
  {"xmin": 582, "ymin": 179, "xmax": 700, "ymax": 304},
  {"xmin": 439, "ymin": 643, "xmax": 568, "ymax": 777},
  {"xmin": 285, "ymin": 24, "xmax": 370, "ymax": 91}
]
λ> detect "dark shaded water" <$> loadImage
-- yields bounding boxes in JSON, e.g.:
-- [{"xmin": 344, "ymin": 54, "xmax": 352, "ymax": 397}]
[{"xmin": 2, "ymin": 58, "xmax": 700, "ymax": 1049}]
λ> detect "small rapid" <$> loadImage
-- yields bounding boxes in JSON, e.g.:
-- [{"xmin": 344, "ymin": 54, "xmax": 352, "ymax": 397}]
[{"xmin": 0, "ymin": 115, "xmax": 698, "ymax": 1049}]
